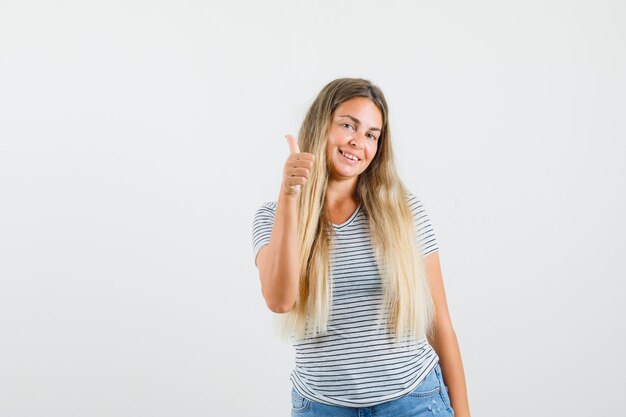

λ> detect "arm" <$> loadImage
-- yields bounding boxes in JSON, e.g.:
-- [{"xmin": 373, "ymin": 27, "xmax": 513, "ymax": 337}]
[
  {"xmin": 255, "ymin": 191, "xmax": 300, "ymax": 313},
  {"xmin": 424, "ymin": 251, "xmax": 472, "ymax": 417},
  {"xmin": 255, "ymin": 134, "xmax": 314, "ymax": 314}
]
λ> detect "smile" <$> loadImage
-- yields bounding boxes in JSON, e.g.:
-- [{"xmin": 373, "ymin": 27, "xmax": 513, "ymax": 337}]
[{"xmin": 339, "ymin": 149, "xmax": 360, "ymax": 162}]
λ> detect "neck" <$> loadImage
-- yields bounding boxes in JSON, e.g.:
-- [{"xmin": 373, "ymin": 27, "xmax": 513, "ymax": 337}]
[{"xmin": 326, "ymin": 177, "xmax": 359, "ymax": 207}]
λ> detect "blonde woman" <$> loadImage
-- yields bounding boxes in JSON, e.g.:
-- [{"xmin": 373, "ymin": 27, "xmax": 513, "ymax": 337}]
[{"xmin": 252, "ymin": 78, "xmax": 471, "ymax": 417}]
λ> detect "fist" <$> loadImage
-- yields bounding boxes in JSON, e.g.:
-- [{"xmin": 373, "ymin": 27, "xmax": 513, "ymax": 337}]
[{"xmin": 283, "ymin": 134, "xmax": 315, "ymax": 197}]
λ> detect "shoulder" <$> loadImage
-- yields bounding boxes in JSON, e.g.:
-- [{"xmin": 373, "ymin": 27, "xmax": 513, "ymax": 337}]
[
  {"xmin": 405, "ymin": 189, "xmax": 418, "ymax": 203},
  {"xmin": 404, "ymin": 189, "xmax": 437, "ymax": 231},
  {"xmin": 255, "ymin": 201, "xmax": 277, "ymax": 214},
  {"xmin": 257, "ymin": 201, "xmax": 277, "ymax": 212},
  {"xmin": 251, "ymin": 201, "xmax": 278, "ymax": 264},
  {"xmin": 404, "ymin": 189, "xmax": 439, "ymax": 255},
  {"xmin": 404, "ymin": 190, "xmax": 426, "ymax": 215},
  {"xmin": 253, "ymin": 201, "xmax": 277, "ymax": 223}
]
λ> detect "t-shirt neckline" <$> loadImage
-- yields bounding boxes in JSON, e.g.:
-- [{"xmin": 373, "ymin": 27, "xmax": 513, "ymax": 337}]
[{"xmin": 332, "ymin": 205, "xmax": 361, "ymax": 229}]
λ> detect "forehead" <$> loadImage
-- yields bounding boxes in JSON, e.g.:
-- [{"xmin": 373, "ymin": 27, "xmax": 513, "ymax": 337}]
[{"xmin": 334, "ymin": 97, "xmax": 383, "ymax": 125}]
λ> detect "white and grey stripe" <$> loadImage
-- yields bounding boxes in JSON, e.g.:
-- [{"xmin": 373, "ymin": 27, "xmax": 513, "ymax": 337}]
[{"xmin": 252, "ymin": 191, "xmax": 440, "ymax": 407}]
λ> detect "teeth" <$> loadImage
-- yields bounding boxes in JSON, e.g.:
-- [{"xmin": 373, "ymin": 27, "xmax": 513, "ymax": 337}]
[{"xmin": 340, "ymin": 150, "xmax": 358, "ymax": 161}]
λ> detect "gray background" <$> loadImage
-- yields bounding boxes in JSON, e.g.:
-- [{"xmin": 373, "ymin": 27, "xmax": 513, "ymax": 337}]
[{"xmin": 1, "ymin": 1, "xmax": 624, "ymax": 416}]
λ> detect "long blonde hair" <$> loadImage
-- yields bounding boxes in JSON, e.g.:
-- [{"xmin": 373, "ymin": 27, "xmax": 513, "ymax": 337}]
[{"xmin": 279, "ymin": 78, "xmax": 435, "ymax": 344}]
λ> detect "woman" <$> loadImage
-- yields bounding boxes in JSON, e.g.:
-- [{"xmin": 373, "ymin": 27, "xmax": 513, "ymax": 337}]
[{"xmin": 252, "ymin": 78, "xmax": 471, "ymax": 417}]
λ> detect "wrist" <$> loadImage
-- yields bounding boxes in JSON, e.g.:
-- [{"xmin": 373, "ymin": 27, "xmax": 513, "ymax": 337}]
[{"xmin": 279, "ymin": 184, "xmax": 300, "ymax": 202}]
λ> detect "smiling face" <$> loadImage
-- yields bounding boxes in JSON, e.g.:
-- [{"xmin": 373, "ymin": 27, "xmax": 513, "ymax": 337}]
[{"xmin": 326, "ymin": 97, "xmax": 383, "ymax": 183}]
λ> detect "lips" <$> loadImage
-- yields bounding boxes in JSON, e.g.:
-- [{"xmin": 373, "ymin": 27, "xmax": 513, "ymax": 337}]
[{"xmin": 339, "ymin": 149, "xmax": 360, "ymax": 161}]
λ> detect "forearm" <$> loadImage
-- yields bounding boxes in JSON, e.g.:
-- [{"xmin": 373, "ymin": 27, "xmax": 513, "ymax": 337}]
[{"xmin": 429, "ymin": 327, "xmax": 472, "ymax": 417}]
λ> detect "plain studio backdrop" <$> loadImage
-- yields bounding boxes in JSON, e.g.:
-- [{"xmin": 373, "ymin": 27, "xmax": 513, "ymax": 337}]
[{"xmin": 1, "ymin": 1, "xmax": 624, "ymax": 416}]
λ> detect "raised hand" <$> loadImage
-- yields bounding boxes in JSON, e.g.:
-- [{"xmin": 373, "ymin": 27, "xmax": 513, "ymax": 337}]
[{"xmin": 283, "ymin": 134, "xmax": 315, "ymax": 197}]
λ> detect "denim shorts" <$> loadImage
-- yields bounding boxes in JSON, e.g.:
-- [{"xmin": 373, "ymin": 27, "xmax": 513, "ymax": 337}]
[{"xmin": 291, "ymin": 362, "xmax": 454, "ymax": 417}]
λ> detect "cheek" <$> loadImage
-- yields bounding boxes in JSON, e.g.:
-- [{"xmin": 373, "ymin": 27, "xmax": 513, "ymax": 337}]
[{"xmin": 368, "ymin": 143, "xmax": 378, "ymax": 159}]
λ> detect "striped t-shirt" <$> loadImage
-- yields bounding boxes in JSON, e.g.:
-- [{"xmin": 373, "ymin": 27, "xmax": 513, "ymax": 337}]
[{"xmin": 251, "ymin": 191, "xmax": 440, "ymax": 407}]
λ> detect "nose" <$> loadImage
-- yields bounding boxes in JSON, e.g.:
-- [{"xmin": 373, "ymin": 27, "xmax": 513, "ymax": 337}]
[{"xmin": 349, "ymin": 133, "xmax": 365, "ymax": 149}]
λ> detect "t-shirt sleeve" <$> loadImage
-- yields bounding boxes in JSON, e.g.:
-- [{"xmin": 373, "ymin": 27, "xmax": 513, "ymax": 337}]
[
  {"xmin": 251, "ymin": 201, "xmax": 277, "ymax": 266},
  {"xmin": 406, "ymin": 191, "xmax": 439, "ymax": 257}
]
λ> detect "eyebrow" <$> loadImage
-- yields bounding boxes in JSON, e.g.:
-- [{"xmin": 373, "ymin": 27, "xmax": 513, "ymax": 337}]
[{"xmin": 337, "ymin": 114, "xmax": 381, "ymax": 132}]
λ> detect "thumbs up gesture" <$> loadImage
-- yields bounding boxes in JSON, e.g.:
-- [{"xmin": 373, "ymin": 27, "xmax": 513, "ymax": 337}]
[{"xmin": 282, "ymin": 134, "xmax": 315, "ymax": 197}]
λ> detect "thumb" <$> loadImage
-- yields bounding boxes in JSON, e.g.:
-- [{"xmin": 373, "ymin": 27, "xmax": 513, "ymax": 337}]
[{"xmin": 285, "ymin": 134, "xmax": 300, "ymax": 154}]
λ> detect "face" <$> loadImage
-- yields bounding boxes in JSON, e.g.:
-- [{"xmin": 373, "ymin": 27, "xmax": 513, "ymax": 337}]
[{"xmin": 326, "ymin": 97, "xmax": 383, "ymax": 183}]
